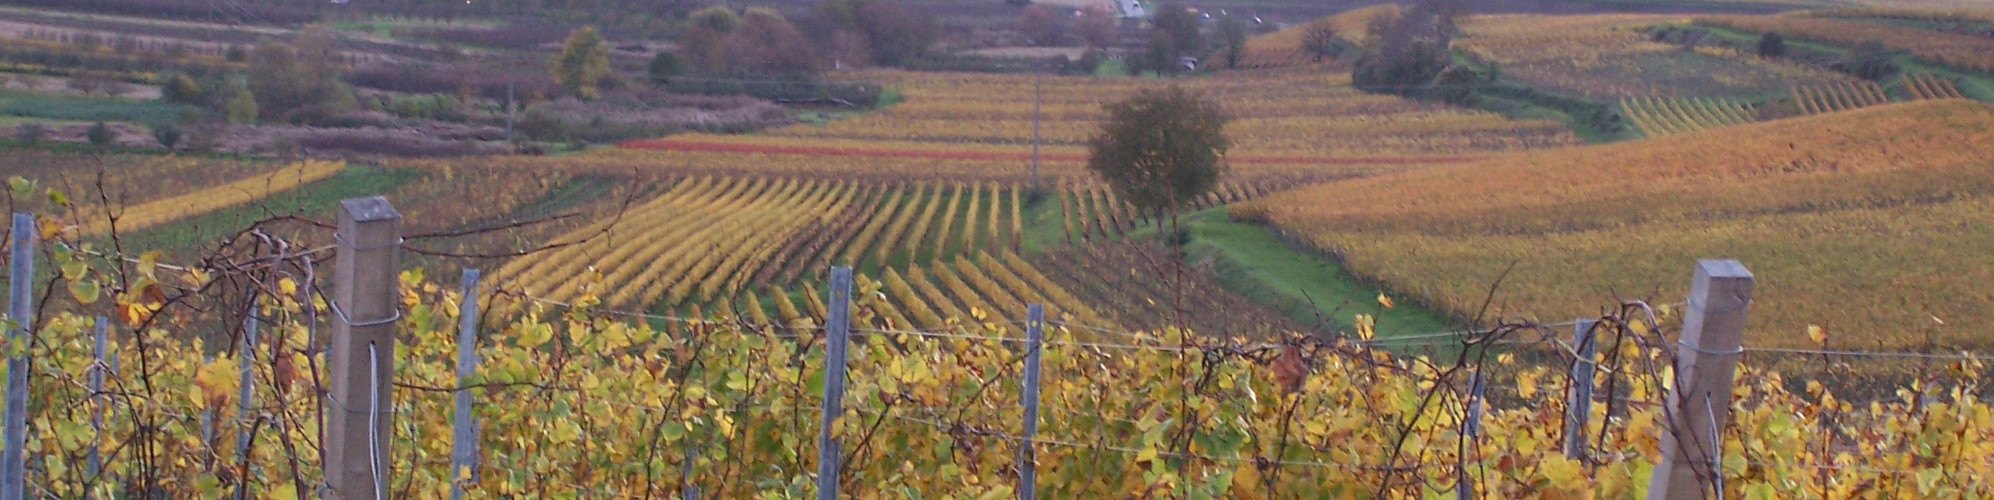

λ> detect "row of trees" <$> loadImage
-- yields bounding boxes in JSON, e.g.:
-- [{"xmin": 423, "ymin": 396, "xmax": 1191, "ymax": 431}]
[
  {"xmin": 1350, "ymin": 0, "xmax": 1478, "ymax": 102},
  {"xmin": 1018, "ymin": 5, "xmax": 1118, "ymax": 48},
  {"xmin": 1127, "ymin": 3, "xmax": 1254, "ymax": 76},
  {"xmin": 1749, "ymin": 31, "xmax": 1898, "ymax": 81},
  {"xmin": 5, "ymin": 0, "xmax": 695, "ymax": 39}
]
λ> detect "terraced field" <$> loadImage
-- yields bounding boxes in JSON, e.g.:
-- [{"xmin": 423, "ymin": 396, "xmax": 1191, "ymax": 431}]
[{"xmin": 1458, "ymin": 14, "xmax": 1852, "ymax": 98}]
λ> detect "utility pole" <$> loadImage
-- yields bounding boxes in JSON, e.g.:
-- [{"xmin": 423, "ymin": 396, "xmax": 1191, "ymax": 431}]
[
  {"xmin": 505, "ymin": 68, "xmax": 517, "ymax": 143},
  {"xmin": 1031, "ymin": 72, "xmax": 1042, "ymax": 192}
]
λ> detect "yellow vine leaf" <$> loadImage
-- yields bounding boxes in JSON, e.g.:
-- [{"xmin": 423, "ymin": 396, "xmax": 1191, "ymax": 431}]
[
  {"xmin": 68, "ymin": 280, "xmax": 100, "ymax": 305},
  {"xmin": 137, "ymin": 250, "xmax": 162, "ymax": 280}
]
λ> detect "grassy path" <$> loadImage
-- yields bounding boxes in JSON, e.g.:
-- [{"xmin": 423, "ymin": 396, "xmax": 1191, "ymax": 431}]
[
  {"xmin": 1104, "ymin": 207, "xmax": 1460, "ymax": 338},
  {"xmin": 1176, "ymin": 208, "xmax": 1459, "ymax": 338}
]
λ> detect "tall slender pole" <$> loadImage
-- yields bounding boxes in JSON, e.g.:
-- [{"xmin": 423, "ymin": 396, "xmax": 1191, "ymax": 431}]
[
  {"xmin": 1017, "ymin": 304, "xmax": 1045, "ymax": 500},
  {"xmin": 89, "ymin": 317, "xmax": 108, "ymax": 488},
  {"xmin": 505, "ymin": 76, "xmax": 516, "ymax": 143},
  {"xmin": 450, "ymin": 269, "xmax": 481, "ymax": 500},
  {"xmin": 1458, "ymin": 371, "xmax": 1486, "ymax": 500},
  {"xmin": 1564, "ymin": 319, "xmax": 1598, "ymax": 460},
  {"xmin": 814, "ymin": 267, "xmax": 854, "ymax": 500},
  {"xmin": 2, "ymin": 212, "xmax": 37, "ymax": 500},
  {"xmin": 1030, "ymin": 73, "xmax": 1042, "ymax": 193},
  {"xmin": 234, "ymin": 313, "xmax": 259, "ymax": 500}
]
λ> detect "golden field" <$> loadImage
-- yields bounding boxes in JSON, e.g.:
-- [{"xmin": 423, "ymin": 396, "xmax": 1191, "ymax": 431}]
[{"xmin": 1245, "ymin": 100, "xmax": 1994, "ymax": 349}]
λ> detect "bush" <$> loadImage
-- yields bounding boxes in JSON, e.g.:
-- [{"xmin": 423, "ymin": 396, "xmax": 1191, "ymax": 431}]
[
  {"xmin": 648, "ymin": 51, "xmax": 686, "ymax": 84},
  {"xmin": 153, "ymin": 124, "xmax": 181, "ymax": 150},
  {"xmin": 516, "ymin": 106, "xmax": 569, "ymax": 142},
  {"xmin": 226, "ymin": 88, "xmax": 258, "ymax": 125},
  {"xmin": 1757, "ymin": 32, "xmax": 1786, "ymax": 59},
  {"xmin": 1840, "ymin": 39, "xmax": 1898, "ymax": 81},
  {"xmin": 86, "ymin": 121, "xmax": 111, "ymax": 146},
  {"xmin": 1076, "ymin": 49, "xmax": 1107, "ymax": 74},
  {"xmin": 386, "ymin": 94, "xmax": 467, "ymax": 121},
  {"xmin": 161, "ymin": 74, "xmax": 204, "ymax": 104},
  {"xmin": 17, "ymin": 123, "xmax": 45, "ymax": 144}
]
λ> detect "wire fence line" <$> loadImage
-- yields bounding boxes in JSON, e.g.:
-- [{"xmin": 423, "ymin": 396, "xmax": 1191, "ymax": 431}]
[
  {"xmin": 481, "ymin": 287, "xmax": 1994, "ymax": 367},
  {"xmin": 852, "ymin": 407, "xmax": 1447, "ymax": 473},
  {"xmin": 1742, "ymin": 346, "xmax": 1994, "ymax": 363}
]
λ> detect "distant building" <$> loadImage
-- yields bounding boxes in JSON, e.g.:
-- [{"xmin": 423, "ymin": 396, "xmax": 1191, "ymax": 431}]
[{"xmin": 1115, "ymin": 0, "xmax": 1147, "ymax": 19}]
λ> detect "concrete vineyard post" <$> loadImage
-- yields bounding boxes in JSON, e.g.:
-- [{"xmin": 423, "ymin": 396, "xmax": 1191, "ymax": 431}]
[
  {"xmin": 89, "ymin": 317, "xmax": 108, "ymax": 494},
  {"xmin": 1458, "ymin": 371, "xmax": 1487, "ymax": 500},
  {"xmin": 1565, "ymin": 319, "xmax": 1598, "ymax": 460},
  {"xmin": 680, "ymin": 446, "xmax": 699, "ymax": 500},
  {"xmin": 1018, "ymin": 304, "xmax": 1045, "ymax": 500},
  {"xmin": 1647, "ymin": 260, "xmax": 1752, "ymax": 500},
  {"xmin": 815, "ymin": 267, "xmax": 853, "ymax": 500},
  {"xmin": 449, "ymin": 270, "xmax": 481, "ymax": 499},
  {"xmin": 2, "ymin": 212, "xmax": 35, "ymax": 500},
  {"xmin": 234, "ymin": 314, "xmax": 258, "ymax": 500},
  {"xmin": 451, "ymin": 269, "xmax": 481, "ymax": 500},
  {"xmin": 201, "ymin": 350, "xmax": 215, "ymax": 453},
  {"xmin": 326, "ymin": 196, "xmax": 403, "ymax": 500}
]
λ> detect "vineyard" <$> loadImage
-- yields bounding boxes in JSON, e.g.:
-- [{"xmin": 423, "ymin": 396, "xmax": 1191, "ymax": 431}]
[
  {"xmin": 478, "ymin": 173, "xmax": 1305, "ymax": 338},
  {"xmin": 0, "ymin": 33, "xmax": 240, "ymax": 85},
  {"xmin": 1, "ymin": 4, "xmax": 1994, "ymax": 497},
  {"xmin": 1619, "ymin": 97, "xmax": 1757, "ymax": 137},
  {"xmin": 1789, "ymin": 81, "xmax": 1891, "ymax": 115},
  {"xmin": 2, "ymin": 243, "xmax": 1990, "ymax": 498},
  {"xmin": 0, "ymin": 58, "xmax": 1591, "ymax": 346},
  {"xmin": 1244, "ymin": 100, "xmax": 1994, "ymax": 351},
  {"xmin": 0, "ymin": 155, "xmax": 348, "ymax": 238},
  {"xmin": 1901, "ymin": 72, "xmax": 1965, "ymax": 100},
  {"xmin": 1456, "ymin": 14, "xmax": 1851, "ymax": 98},
  {"xmin": 1804, "ymin": 7, "xmax": 1994, "ymax": 26},
  {"xmin": 379, "ymin": 66, "xmax": 1590, "ymax": 333},
  {"xmin": 1697, "ymin": 14, "xmax": 1994, "ymax": 72},
  {"xmin": 761, "ymin": 69, "xmax": 1580, "ymax": 157}
]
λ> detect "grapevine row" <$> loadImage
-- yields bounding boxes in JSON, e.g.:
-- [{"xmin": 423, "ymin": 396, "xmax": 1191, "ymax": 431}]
[
  {"xmin": 1620, "ymin": 97, "xmax": 1755, "ymax": 137},
  {"xmin": 1901, "ymin": 72, "xmax": 1963, "ymax": 100},
  {"xmin": 14, "ymin": 279, "xmax": 1989, "ymax": 498},
  {"xmin": 1791, "ymin": 81, "xmax": 1889, "ymax": 115}
]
